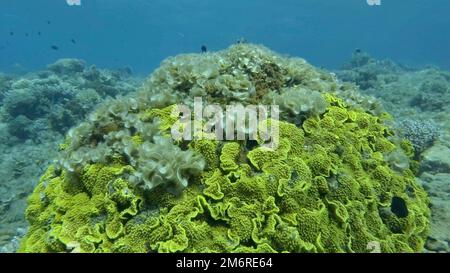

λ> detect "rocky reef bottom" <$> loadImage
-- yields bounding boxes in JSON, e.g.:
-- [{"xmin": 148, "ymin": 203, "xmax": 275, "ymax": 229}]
[
  {"xmin": 415, "ymin": 132, "xmax": 450, "ymax": 252},
  {"xmin": 0, "ymin": 134, "xmax": 59, "ymax": 252}
]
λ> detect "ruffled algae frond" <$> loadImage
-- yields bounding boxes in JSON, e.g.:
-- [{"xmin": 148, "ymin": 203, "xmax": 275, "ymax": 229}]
[{"xmin": 19, "ymin": 44, "xmax": 430, "ymax": 253}]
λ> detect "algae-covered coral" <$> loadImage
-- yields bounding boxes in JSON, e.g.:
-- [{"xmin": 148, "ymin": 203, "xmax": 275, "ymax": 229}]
[
  {"xmin": 19, "ymin": 44, "xmax": 430, "ymax": 253},
  {"xmin": 0, "ymin": 60, "xmax": 142, "ymax": 252},
  {"xmin": 336, "ymin": 50, "xmax": 450, "ymax": 252}
]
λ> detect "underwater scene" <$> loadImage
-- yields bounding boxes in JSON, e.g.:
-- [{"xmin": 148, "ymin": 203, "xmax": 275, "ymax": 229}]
[{"xmin": 0, "ymin": 0, "xmax": 449, "ymax": 254}]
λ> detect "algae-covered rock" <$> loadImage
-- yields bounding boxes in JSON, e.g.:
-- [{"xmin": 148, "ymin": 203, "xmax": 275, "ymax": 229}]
[{"xmin": 19, "ymin": 44, "xmax": 430, "ymax": 253}]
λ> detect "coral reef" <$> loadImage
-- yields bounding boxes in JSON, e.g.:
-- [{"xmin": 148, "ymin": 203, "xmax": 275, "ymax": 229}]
[
  {"xmin": 0, "ymin": 132, "xmax": 59, "ymax": 253},
  {"xmin": 0, "ymin": 58, "xmax": 141, "ymax": 140},
  {"xmin": 337, "ymin": 51, "xmax": 450, "ymax": 253},
  {"xmin": 129, "ymin": 136, "xmax": 205, "ymax": 193},
  {"xmin": 0, "ymin": 60, "xmax": 142, "ymax": 252},
  {"xmin": 397, "ymin": 119, "xmax": 440, "ymax": 156},
  {"xmin": 410, "ymin": 71, "xmax": 450, "ymax": 111},
  {"xmin": 19, "ymin": 44, "xmax": 430, "ymax": 253},
  {"xmin": 141, "ymin": 44, "xmax": 371, "ymax": 109},
  {"xmin": 0, "ymin": 73, "xmax": 13, "ymax": 103},
  {"xmin": 47, "ymin": 59, "xmax": 86, "ymax": 75},
  {"xmin": 337, "ymin": 50, "xmax": 408, "ymax": 90},
  {"xmin": 266, "ymin": 87, "xmax": 328, "ymax": 123},
  {"xmin": 337, "ymin": 54, "xmax": 450, "ymax": 122}
]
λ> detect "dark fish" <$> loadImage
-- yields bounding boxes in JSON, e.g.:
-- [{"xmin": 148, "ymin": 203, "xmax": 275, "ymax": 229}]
[
  {"xmin": 71, "ymin": 38, "xmax": 76, "ymax": 44},
  {"xmin": 9, "ymin": 31, "xmax": 14, "ymax": 36},
  {"xmin": 51, "ymin": 45, "xmax": 59, "ymax": 50},
  {"xmin": 38, "ymin": 31, "xmax": 41, "ymax": 36},
  {"xmin": 25, "ymin": 33, "xmax": 29, "ymax": 37},
  {"xmin": 46, "ymin": 20, "xmax": 51, "ymax": 24},
  {"xmin": 236, "ymin": 37, "xmax": 247, "ymax": 44},
  {"xmin": 355, "ymin": 48, "xmax": 362, "ymax": 54},
  {"xmin": 201, "ymin": 45, "xmax": 207, "ymax": 53}
]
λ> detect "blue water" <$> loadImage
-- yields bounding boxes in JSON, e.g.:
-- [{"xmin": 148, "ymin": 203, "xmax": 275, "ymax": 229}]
[{"xmin": 1, "ymin": 0, "xmax": 449, "ymax": 74}]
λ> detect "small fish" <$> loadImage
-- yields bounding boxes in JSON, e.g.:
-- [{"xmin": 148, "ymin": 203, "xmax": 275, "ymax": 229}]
[
  {"xmin": 355, "ymin": 48, "xmax": 362, "ymax": 54},
  {"xmin": 9, "ymin": 31, "xmax": 14, "ymax": 36},
  {"xmin": 51, "ymin": 45, "xmax": 59, "ymax": 50},
  {"xmin": 71, "ymin": 38, "xmax": 76, "ymax": 44},
  {"xmin": 46, "ymin": 20, "xmax": 51, "ymax": 24},
  {"xmin": 201, "ymin": 45, "xmax": 207, "ymax": 53},
  {"xmin": 236, "ymin": 37, "xmax": 248, "ymax": 44},
  {"xmin": 25, "ymin": 33, "xmax": 29, "ymax": 37},
  {"xmin": 38, "ymin": 31, "xmax": 41, "ymax": 36}
]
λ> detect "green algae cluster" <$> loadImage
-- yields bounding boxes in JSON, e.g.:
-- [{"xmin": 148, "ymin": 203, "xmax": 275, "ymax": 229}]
[{"xmin": 19, "ymin": 44, "xmax": 430, "ymax": 253}]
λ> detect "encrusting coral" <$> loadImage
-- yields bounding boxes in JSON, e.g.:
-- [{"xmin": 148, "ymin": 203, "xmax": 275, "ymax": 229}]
[
  {"xmin": 397, "ymin": 119, "xmax": 440, "ymax": 156},
  {"xmin": 19, "ymin": 44, "xmax": 430, "ymax": 253}
]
